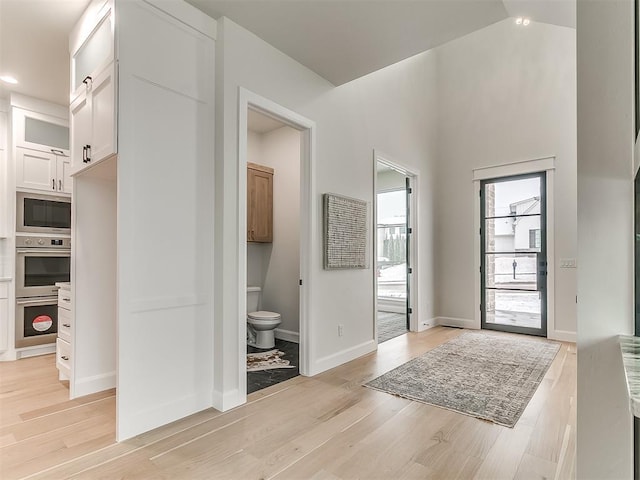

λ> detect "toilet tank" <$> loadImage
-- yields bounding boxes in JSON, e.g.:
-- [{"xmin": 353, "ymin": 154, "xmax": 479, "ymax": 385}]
[{"xmin": 247, "ymin": 286, "xmax": 261, "ymax": 313}]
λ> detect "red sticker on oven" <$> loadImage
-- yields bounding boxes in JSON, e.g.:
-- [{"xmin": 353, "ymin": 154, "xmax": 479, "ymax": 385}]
[{"xmin": 33, "ymin": 315, "xmax": 53, "ymax": 332}]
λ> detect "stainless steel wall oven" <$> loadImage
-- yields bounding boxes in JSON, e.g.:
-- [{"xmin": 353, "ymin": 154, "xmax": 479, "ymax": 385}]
[{"xmin": 15, "ymin": 236, "xmax": 70, "ymax": 348}]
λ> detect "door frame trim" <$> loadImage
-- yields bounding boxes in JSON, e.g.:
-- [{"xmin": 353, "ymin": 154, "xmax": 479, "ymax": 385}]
[
  {"xmin": 473, "ymin": 156, "xmax": 558, "ymax": 339},
  {"xmin": 238, "ymin": 88, "xmax": 316, "ymax": 399},
  {"xmin": 373, "ymin": 150, "xmax": 419, "ymax": 335},
  {"xmin": 480, "ymin": 171, "xmax": 547, "ymax": 337}
]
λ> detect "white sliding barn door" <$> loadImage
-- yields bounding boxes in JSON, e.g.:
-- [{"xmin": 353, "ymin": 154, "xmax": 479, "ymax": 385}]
[{"xmin": 116, "ymin": 0, "xmax": 215, "ymax": 440}]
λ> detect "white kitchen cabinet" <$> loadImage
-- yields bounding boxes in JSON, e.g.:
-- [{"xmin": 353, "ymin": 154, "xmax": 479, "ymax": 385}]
[
  {"xmin": 70, "ymin": 62, "xmax": 116, "ymax": 171},
  {"xmin": 16, "ymin": 147, "xmax": 71, "ymax": 194},
  {"xmin": 13, "ymin": 108, "xmax": 70, "ymax": 157},
  {"xmin": 56, "ymin": 284, "xmax": 72, "ymax": 380},
  {"xmin": 70, "ymin": 0, "xmax": 114, "ymax": 103},
  {"xmin": 69, "ymin": 0, "xmax": 116, "ymax": 172},
  {"xmin": 0, "ymin": 282, "xmax": 8, "ymax": 353}
]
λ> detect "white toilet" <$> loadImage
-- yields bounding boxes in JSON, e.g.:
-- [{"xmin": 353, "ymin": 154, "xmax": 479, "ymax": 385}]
[{"xmin": 247, "ymin": 286, "xmax": 281, "ymax": 349}]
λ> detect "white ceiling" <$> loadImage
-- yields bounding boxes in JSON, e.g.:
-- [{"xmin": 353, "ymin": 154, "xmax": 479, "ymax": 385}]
[
  {"xmin": 186, "ymin": 0, "xmax": 508, "ymax": 86},
  {"xmin": 248, "ymin": 109, "xmax": 287, "ymax": 134},
  {"xmin": 0, "ymin": 0, "xmax": 575, "ymax": 107},
  {"xmin": 0, "ymin": 0, "xmax": 91, "ymax": 106}
]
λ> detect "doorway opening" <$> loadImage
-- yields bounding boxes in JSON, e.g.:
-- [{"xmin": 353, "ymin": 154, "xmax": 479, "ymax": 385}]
[
  {"xmin": 245, "ymin": 108, "xmax": 301, "ymax": 393},
  {"xmin": 238, "ymin": 88, "xmax": 315, "ymax": 401},
  {"xmin": 480, "ymin": 172, "xmax": 547, "ymax": 336},
  {"xmin": 375, "ymin": 155, "xmax": 416, "ymax": 343}
]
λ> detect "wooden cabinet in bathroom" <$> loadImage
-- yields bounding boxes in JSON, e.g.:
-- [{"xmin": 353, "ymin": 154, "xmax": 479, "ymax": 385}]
[{"xmin": 247, "ymin": 162, "xmax": 273, "ymax": 243}]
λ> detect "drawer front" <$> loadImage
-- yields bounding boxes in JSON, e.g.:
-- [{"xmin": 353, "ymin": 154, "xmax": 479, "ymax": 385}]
[
  {"xmin": 57, "ymin": 289, "xmax": 72, "ymax": 311},
  {"xmin": 58, "ymin": 307, "xmax": 72, "ymax": 343},
  {"xmin": 56, "ymin": 338, "xmax": 71, "ymax": 377}
]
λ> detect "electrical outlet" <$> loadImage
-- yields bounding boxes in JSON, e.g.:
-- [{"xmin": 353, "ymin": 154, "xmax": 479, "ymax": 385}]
[{"xmin": 338, "ymin": 324, "xmax": 344, "ymax": 337}]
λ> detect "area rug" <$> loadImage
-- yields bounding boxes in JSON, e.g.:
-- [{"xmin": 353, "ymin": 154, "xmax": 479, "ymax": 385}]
[
  {"xmin": 247, "ymin": 349, "xmax": 296, "ymax": 372},
  {"xmin": 364, "ymin": 332, "xmax": 560, "ymax": 427}
]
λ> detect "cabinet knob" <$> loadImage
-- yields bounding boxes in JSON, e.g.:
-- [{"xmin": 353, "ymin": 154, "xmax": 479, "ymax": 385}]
[
  {"xmin": 62, "ymin": 323, "xmax": 71, "ymax": 328},
  {"xmin": 61, "ymin": 355, "xmax": 69, "ymax": 361}
]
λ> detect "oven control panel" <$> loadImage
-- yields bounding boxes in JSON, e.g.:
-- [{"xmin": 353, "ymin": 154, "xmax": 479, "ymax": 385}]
[{"xmin": 16, "ymin": 236, "xmax": 71, "ymax": 248}]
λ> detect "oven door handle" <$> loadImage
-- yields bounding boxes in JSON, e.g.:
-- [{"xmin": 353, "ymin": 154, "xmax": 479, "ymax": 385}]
[
  {"xmin": 16, "ymin": 297, "xmax": 59, "ymax": 306},
  {"xmin": 16, "ymin": 249, "xmax": 71, "ymax": 255}
]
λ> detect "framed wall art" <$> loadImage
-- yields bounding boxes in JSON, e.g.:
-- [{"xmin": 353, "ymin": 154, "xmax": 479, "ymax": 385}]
[{"xmin": 323, "ymin": 193, "xmax": 369, "ymax": 269}]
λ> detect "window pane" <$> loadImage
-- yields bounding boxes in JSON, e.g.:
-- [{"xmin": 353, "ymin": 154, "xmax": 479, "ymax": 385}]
[
  {"xmin": 484, "ymin": 177, "xmax": 541, "ymax": 218},
  {"xmin": 484, "ymin": 215, "xmax": 541, "ymax": 253},
  {"xmin": 485, "ymin": 289, "xmax": 542, "ymax": 329},
  {"xmin": 485, "ymin": 253, "xmax": 538, "ymax": 290}
]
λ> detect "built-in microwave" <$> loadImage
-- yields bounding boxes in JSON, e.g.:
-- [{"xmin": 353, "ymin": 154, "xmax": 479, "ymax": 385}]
[{"xmin": 16, "ymin": 192, "xmax": 71, "ymax": 235}]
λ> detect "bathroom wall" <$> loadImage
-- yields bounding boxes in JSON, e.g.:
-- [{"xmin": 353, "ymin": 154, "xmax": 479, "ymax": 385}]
[
  {"xmin": 246, "ymin": 130, "xmax": 268, "ymax": 288},
  {"xmin": 261, "ymin": 126, "xmax": 301, "ymax": 338},
  {"xmin": 246, "ymin": 126, "xmax": 301, "ymax": 338}
]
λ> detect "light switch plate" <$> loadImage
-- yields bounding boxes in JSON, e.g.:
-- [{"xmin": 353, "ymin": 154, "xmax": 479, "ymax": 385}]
[{"xmin": 560, "ymin": 258, "xmax": 577, "ymax": 268}]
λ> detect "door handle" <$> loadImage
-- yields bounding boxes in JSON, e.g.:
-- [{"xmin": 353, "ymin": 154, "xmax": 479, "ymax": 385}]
[
  {"xmin": 62, "ymin": 323, "xmax": 71, "ymax": 328},
  {"xmin": 51, "ymin": 149, "xmax": 64, "ymax": 155},
  {"xmin": 82, "ymin": 145, "xmax": 87, "ymax": 163},
  {"xmin": 61, "ymin": 355, "xmax": 69, "ymax": 361},
  {"xmin": 86, "ymin": 144, "xmax": 92, "ymax": 162}
]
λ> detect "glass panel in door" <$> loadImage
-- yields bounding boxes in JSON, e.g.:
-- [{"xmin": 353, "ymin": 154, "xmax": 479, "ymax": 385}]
[{"xmin": 481, "ymin": 173, "xmax": 547, "ymax": 336}]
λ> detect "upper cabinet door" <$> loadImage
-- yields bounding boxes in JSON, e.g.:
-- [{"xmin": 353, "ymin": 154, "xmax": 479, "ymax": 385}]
[
  {"xmin": 70, "ymin": 92, "xmax": 91, "ymax": 169},
  {"xmin": 15, "ymin": 148, "xmax": 58, "ymax": 192},
  {"xmin": 89, "ymin": 65, "xmax": 116, "ymax": 163},
  {"xmin": 13, "ymin": 108, "xmax": 70, "ymax": 157},
  {"xmin": 70, "ymin": 1, "xmax": 114, "ymax": 103}
]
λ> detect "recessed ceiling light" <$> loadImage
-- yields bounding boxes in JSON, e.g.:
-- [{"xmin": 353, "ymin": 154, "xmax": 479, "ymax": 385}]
[
  {"xmin": 0, "ymin": 75, "xmax": 18, "ymax": 84},
  {"xmin": 523, "ymin": 18, "xmax": 531, "ymax": 26},
  {"xmin": 515, "ymin": 17, "xmax": 523, "ymax": 25}
]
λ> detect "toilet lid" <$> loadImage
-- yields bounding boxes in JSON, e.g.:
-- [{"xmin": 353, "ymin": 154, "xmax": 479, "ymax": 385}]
[{"xmin": 248, "ymin": 310, "xmax": 281, "ymax": 320}]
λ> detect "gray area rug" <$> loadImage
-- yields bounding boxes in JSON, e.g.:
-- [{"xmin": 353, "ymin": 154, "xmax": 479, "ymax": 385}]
[{"xmin": 365, "ymin": 331, "xmax": 560, "ymax": 427}]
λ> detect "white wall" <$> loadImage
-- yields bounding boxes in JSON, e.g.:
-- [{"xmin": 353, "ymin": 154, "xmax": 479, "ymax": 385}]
[
  {"xmin": 434, "ymin": 19, "xmax": 577, "ymax": 337},
  {"xmin": 576, "ymin": 0, "xmax": 634, "ymax": 477},
  {"xmin": 260, "ymin": 126, "xmax": 301, "ymax": 336},
  {"xmin": 246, "ymin": 126, "xmax": 301, "ymax": 336},
  {"xmin": 214, "ymin": 17, "xmax": 437, "ymax": 407}
]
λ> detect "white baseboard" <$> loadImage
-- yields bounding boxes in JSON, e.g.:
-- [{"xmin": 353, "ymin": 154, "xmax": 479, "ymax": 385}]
[
  {"xmin": 416, "ymin": 317, "xmax": 438, "ymax": 332},
  {"xmin": 310, "ymin": 340, "xmax": 377, "ymax": 377},
  {"xmin": 72, "ymin": 371, "xmax": 116, "ymax": 398},
  {"xmin": 275, "ymin": 328, "xmax": 299, "ymax": 343},
  {"xmin": 436, "ymin": 316, "xmax": 576, "ymax": 343},
  {"xmin": 212, "ymin": 387, "xmax": 243, "ymax": 412},
  {"xmin": 436, "ymin": 316, "xmax": 478, "ymax": 329},
  {"xmin": 548, "ymin": 329, "xmax": 576, "ymax": 343},
  {"xmin": 16, "ymin": 343, "xmax": 56, "ymax": 359},
  {"xmin": 117, "ymin": 392, "xmax": 211, "ymax": 441}
]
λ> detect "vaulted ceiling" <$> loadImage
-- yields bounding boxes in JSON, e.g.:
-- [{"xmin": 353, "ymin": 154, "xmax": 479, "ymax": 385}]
[{"xmin": 0, "ymin": 0, "xmax": 575, "ymax": 106}]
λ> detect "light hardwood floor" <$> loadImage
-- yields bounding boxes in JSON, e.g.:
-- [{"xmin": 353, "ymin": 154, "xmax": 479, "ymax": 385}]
[{"xmin": 0, "ymin": 327, "xmax": 576, "ymax": 479}]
